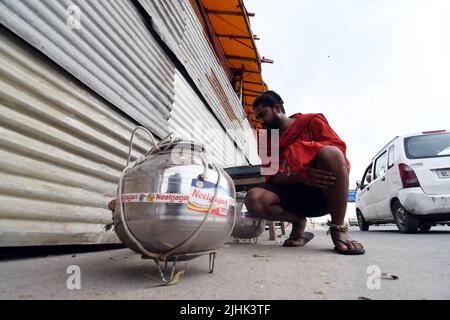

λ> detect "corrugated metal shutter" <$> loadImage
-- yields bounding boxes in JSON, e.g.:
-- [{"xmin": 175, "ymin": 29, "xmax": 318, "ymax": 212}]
[
  {"xmin": 0, "ymin": 1, "xmax": 259, "ymax": 247},
  {"xmin": 138, "ymin": 0, "xmax": 249, "ymax": 151},
  {"xmin": 0, "ymin": 0, "xmax": 175, "ymax": 138},
  {"xmin": 242, "ymin": 118, "xmax": 261, "ymax": 165},
  {"xmin": 170, "ymin": 70, "xmax": 247, "ymax": 168},
  {"xmin": 0, "ymin": 27, "xmax": 154, "ymax": 246}
]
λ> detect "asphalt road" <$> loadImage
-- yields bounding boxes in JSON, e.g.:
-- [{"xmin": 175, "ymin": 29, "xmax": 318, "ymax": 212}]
[{"xmin": 1, "ymin": 225, "xmax": 449, "ymax": 300}]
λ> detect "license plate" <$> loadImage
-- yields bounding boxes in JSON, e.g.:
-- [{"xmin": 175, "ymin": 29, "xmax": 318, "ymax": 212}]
[{"xmin": 436, "ymin": 169, "xmax": 450, "ymax": 179}]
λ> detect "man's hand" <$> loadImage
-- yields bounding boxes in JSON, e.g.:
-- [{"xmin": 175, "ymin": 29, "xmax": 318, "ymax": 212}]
[
  {"xmin": 302, "ymin": 168, "xmax": 336, "ymax": 189},
  {"xmin": 270, "ymin": 159, "xmax": 298, "ymax": 186},
  {"xmin": 275, "ymin": 160, "xmax": 336, "ymax": 188}
]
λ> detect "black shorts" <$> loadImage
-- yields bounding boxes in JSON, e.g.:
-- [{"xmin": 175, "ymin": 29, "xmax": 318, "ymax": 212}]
[{"xmin": 256, "ymin": 183, "xmax": 328, "ymax": 218}]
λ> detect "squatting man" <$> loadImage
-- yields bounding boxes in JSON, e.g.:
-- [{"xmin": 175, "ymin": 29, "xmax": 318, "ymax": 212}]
[{"xmin": 244, "ymin": 91, "xmax": 365, "ymax": 255}]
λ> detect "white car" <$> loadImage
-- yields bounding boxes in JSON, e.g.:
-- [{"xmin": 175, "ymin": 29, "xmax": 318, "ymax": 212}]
[{"xmin": 355, "ymin": 130, "xmax": 450, "ymax": 233}]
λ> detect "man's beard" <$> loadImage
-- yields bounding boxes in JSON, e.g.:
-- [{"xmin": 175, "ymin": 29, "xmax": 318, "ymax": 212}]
[{"xmin": 265, "ymin": 109, "xmax": 282, "ymax": 130}]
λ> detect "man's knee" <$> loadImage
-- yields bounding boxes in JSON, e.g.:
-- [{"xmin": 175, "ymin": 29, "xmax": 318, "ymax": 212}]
[
  {"xmin": 244, "ymin": 189, "xmax": 262, "ymax": 211},
  {"xmin": 316, "ymin": 146, "xmax": 346, "ymax": 167}
]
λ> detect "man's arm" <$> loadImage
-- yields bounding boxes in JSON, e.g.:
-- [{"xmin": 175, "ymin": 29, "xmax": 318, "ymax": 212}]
[{"xmin": 283, "ymin": 115, "xmax": 349, "ymax": 181}]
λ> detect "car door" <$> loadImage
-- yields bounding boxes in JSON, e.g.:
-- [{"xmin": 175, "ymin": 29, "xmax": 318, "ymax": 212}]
[
  {"xmin": 356, "ymin": 163, "xmax": 377, "ymax": 221},
  {"xmin": 370, "ymin": 150, "xmax": 390, "ymax": 219},
  {"xmin": 378, "ymin": 145, "xmax": 397, "ymax": 220}
]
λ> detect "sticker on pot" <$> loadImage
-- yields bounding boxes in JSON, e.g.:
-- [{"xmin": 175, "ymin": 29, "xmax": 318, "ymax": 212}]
[
  {"xmin": 121, "ymin": 193, "xmax": 189, "ymax": 203},
  {"xmin": 187, "ymin": 178, "xmax": 234, "ymax": 216}
]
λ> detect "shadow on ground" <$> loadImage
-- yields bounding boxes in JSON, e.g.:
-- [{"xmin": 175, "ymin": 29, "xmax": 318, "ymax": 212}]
[{"xmin": 0, "ymin": 244, "xmax": 125, "ymax": 261}]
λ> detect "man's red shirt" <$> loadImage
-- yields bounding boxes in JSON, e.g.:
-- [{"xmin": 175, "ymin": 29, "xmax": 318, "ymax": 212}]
[{"xmin": 259, "ymin": 113, "xmax": 350, "ymax": 182}]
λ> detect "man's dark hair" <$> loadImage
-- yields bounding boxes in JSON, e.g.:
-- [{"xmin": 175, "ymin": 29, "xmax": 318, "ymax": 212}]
[{"xmin": 253, "ymin": 90, "xmax": 286, "ymax": 114}]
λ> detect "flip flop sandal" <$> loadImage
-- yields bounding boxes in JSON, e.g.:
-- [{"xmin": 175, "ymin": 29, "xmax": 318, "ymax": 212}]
[
  {"xmin": 326, "ymin": 221, "xmax": 366, "ymax": 255},
  {"xmin": 282, "ymin": 232, "xmax": 315, "ymax": 247},
  {"xmin": 333, "ymin": 239, "xmax": 366, "ymax": 255}
]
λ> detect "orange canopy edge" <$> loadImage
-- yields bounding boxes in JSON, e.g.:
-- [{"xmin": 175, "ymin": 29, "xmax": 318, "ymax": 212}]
[{"xmin": 198, "ymin": 0, "xmax": 269, "ymax": 130}]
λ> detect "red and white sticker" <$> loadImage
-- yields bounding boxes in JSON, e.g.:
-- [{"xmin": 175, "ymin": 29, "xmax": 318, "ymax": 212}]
[
  {"xmin": 187, "ymin": 179, "xmax": 234, "ymax": 216},
  {"xmin": 121, "ymin": 193, "xmax": 189, "ymax": 203},
  {"xmin": 121, "ymin": 179, "xmax": 234, "ymax": 218}
]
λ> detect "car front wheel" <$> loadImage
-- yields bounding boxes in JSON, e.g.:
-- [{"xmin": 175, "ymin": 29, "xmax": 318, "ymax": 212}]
[
  {"xmin": 356, "ymin": 210, "xmax": 369, "ymax": 231},
  {"xmin": 393, "ymin": 200, "xmax": 419, "ymax": 233}
]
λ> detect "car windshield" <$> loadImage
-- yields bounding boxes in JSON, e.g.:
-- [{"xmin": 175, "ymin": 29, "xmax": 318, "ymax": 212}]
[{"xmin": 404, "ymin": 132, "xmax": 450, "ymax": 159}]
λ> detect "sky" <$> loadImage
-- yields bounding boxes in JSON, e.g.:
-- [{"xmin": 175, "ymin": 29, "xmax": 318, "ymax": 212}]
[{"xmin": 244, "ymin": 0, "xmax": 450, "ymax": 188}]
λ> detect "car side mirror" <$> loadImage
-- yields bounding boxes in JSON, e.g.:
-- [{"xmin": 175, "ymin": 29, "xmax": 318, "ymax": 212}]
[{"xmin": 356, "ymin": 180, "xmax": 361, "ymax": 189}]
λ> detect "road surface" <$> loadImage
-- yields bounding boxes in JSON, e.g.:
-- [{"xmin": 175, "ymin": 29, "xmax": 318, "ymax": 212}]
[{"xmin": 1, "ymin": 225, "xmax": 449, "ymax": 300}]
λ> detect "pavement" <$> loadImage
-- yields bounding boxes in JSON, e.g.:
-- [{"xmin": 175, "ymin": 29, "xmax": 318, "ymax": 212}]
[{"xmin": 1, "ymin": 225, "xmax": 450, "ymax": 300}]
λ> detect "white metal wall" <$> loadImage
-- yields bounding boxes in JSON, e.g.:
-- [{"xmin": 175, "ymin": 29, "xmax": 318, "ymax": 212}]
[
  {"xmin": 0, "ymin": 28, "xmax": 154, "ymax": 246},
  {"xmin": 170, "ymin": 70, "xmax": 247, "ymax": 168},
  {"xmin": 0, "ymin": 0, "xmax": 175, "ymax": 138}
]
